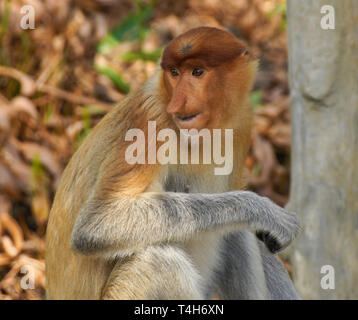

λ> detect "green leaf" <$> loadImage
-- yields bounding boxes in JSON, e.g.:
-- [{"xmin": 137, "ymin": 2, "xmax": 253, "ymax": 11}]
[
  {"xmin": 97, "ymin": 7, "xmax": 153, "ymax": 53},
  {"xmin": 120, "ymin": 48, "xmax": 162, "ymax": 62},
  {"xmin": 31, "ymin": 154, "xmax": 45, "ymax": 188},
  {"xmin": 76, "ymin": 107, "xmax": 92, "ymax": 146},
  {"xmin": 0, "ymin": 0, "xmax": 10, "ymax": 38},
  {"xmin": 79, "ymin": 104, "xmax": 109, "ymax": 116},
  {"xmin": 95, "ymin": 64, "xmax": 130, "ymax": 94},
  {"xmin": 43, "ymin": 104, "xmax": 55, "ymax": 124},
  {"xmin": 267, "ymin": 2, "xmax": 286, "ymax": 18},
  {"xmin": 250, "ymin": 90, "xmax": 263, "ymax": 110}
]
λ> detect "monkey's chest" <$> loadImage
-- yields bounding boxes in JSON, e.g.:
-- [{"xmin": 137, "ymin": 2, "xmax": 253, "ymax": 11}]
[
  {"xmin": 164, "ymin": 166, "xmax": 229, "ymax": 194},
  {"xmin": 184, "ymin": 232, "xmax": 224, "ymax": 292},
  {"xmin": 164, "ymin": 166, "xmax": 228, "ymax": 289}
]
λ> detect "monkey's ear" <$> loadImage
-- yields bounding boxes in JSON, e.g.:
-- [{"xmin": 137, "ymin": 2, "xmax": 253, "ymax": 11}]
[
  {"xmin": 240, "ymin": 48, "xmax": 250, "ymax": 56},
  {"xmin": 240, "ymin": 47, "xmax": 258, "ymax": 61}
]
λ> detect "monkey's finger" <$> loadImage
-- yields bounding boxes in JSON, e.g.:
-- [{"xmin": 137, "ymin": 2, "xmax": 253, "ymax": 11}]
[{"xmin": 255, "ymin": 231, "xmax": 283, "ymax": 254}]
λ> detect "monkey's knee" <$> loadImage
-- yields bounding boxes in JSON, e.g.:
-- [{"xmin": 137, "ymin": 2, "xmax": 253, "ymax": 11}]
[{"xmin": 102, "ymin": 245, "xmax": 204, "ymax": 300}]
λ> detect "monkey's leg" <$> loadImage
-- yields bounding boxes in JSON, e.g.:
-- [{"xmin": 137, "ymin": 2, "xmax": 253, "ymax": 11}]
[
  {"xmin": 215, "ymin": 231, "xmax": 301, "ymax": 300},
  {"xmin": 257, "ymin": 239, "xmax": 301, "ymax": 300},
  {"xmin": 101, "ymin": 245, "xmax": 204, "ymax": 300},
  {"xmin": 215, "ymin": 231, "xmax": 269, "ymax": 299}
]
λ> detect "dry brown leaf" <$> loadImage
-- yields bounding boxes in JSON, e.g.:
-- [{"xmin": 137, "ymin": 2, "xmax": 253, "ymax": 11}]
[
  {"xmin": 0, "ymin": 211, "xmax": 24, "ymax": 251},
  {"xmin": 268, "ymin": 123, "xmax": 291, "ymax": 148},
  {"xmin": 11, "ymin": 96, "xmax": 39, "ymax": 120},
  {"xmin": 249, "ymin": 134, "xmax": 276, "ymax": 187},
  {"xmin": 17, "ymin": 142, "xmax": 62, "ymax": 180},
  {"xmin": 2, "ymin": 141, "xmax": 32, "ymax": 193},
  {"xmin": 254, "ymin": 116, "xmax": 271, "ymax": 136},
  {"xmin": 0, "ymin": 253, "xmax": 12, "ymax": 267},
  {"xmin": 0, "ymin": 164, "xmax": 22, "ymax": 199},
  {"xmin": 1, "ymin": 236, "xmax": 19, "ymax": 258},
  {"xmin": 0, "ymin": 66, "xmax": 36, "ymax": 97}
]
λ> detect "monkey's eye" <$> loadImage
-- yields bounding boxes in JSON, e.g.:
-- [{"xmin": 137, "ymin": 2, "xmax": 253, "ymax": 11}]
[
  {"xmin": 170, "ymin": 68, "xmax": 180, "ymax": 77},
  {"xmin": 192, "ymin": 67, "xmax": 205, "ymax": 77}
]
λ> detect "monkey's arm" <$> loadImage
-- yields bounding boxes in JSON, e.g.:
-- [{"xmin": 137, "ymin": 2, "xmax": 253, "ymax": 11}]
[
  {"xmin": 215, "ymin": 231, "xmax": 301, "ymax": 300},
  {"xmin": 71, "ymin": 191, "xmax": 299, "ymax": 256}
]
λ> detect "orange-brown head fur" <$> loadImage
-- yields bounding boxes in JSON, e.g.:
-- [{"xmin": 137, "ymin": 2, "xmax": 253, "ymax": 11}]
[{"xmin": 160, "ymin": 26, "xmax": 258, "ymax": 131}]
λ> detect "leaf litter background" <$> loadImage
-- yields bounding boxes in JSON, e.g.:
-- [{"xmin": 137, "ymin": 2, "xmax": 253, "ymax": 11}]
[{"xmin": 0, "ymin": 0, "xmax": 291, "ymax": 299}]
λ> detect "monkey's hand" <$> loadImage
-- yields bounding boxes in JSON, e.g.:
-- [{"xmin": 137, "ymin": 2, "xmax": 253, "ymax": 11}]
[{"xmin": 239, "ymin": 193, "xmax": 301, "ymax": 254}]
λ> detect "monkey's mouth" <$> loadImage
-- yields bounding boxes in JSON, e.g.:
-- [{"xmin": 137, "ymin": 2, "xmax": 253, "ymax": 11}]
[
  {"xmin": 172, "ymin": 112, "xmax": 207, "ymax": 130},
  {"xmin": 174, "ymin": 113, "xmax": 201, "ymax": 122}
]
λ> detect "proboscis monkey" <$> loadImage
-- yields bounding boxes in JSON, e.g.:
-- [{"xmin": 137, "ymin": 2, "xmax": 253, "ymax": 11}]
[{"xmin": 46, "ymin": 27, "xmax": 300, "ymax": 299}]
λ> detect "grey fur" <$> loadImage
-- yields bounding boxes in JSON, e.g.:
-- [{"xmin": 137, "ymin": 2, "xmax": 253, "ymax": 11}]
[
  {"xmin": 102, "ymin": 245, "xmax": 204, "ymax": 300},
  {"xmin": 71, "ymin": 190, "xmax": 300, "ymax": 256},
  {"xmin": 70, "ymin": 165, "xmax": 301, "ymax": 300},
  {"xmin": 259, "ymin": 240, "xmax": 301, "ymax": 299},
  {"xmin": 215, "ymin": 231, "xmax": 301, "ymax": 299}
]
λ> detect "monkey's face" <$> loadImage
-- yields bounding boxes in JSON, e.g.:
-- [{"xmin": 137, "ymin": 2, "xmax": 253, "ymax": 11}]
[
  {"xmin": 163, "ymin": 62, "xmax": 215, "ymax": 131},
  {"xmin": 160, "ymin": 27, "xmax": 257, "ymax": 131}
]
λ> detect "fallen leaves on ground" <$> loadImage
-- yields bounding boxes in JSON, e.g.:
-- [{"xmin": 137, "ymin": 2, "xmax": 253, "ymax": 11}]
[{"xmin": 0, "ymin": 0, "xmax": 291, "ymax": 299}]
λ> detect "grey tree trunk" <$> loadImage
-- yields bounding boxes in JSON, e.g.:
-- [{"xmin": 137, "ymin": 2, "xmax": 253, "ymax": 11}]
[{"xmin": 286, "ymin": 0, "xmax": 358, "ymax": 299}]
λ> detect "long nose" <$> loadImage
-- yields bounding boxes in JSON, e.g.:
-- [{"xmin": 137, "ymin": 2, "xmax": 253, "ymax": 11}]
[{"xmin": 166, "ymin": 83, "xmax": 187, "ymax": 115}]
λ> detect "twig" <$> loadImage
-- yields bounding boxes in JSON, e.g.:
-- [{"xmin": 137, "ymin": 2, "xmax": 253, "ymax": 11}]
[
  {"xmin": 38, "ymin": 84, "xmax": 113, "ymax": 110},
  {"xmin": 0, "ymin": 66, "xmax": 36, "ymax": 96},
  {"xmin": 0, "ymin": 65, "xmax": 113, "ymax": 110}
]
